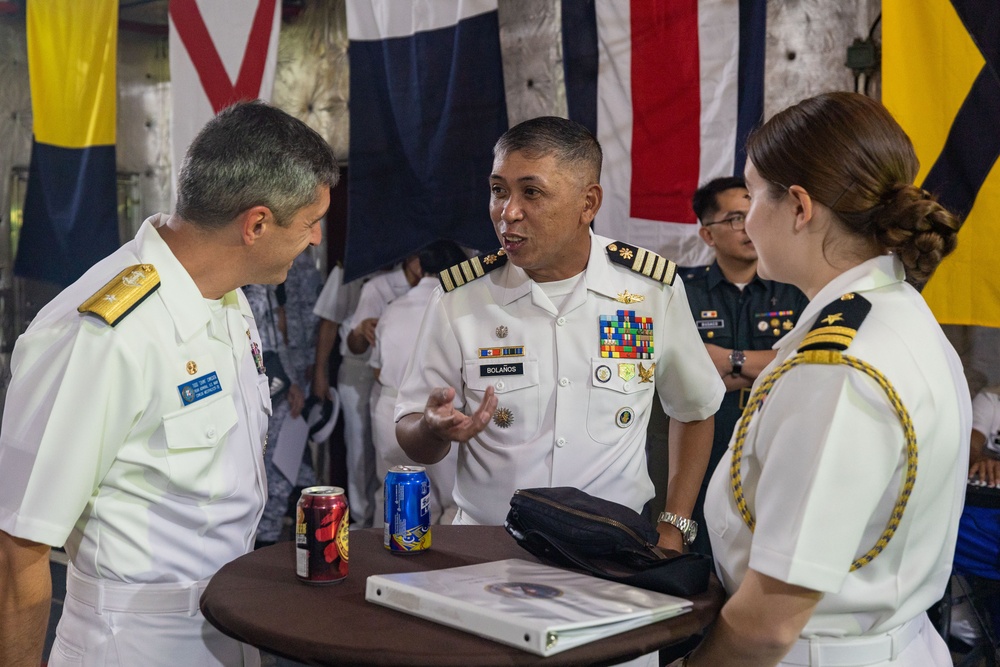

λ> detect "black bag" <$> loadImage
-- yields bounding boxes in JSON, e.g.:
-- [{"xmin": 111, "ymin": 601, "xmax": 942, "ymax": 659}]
[{"xmin": 504, "ymin": 487, "xmax": 712, "ymax": 598}]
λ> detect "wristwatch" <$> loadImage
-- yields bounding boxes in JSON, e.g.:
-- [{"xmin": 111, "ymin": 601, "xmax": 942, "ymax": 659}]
[
  {"xmin": 729, "ymin": 349, "xmax": 746, "ymax": 377},
  {"xmin": 657, "ymin": 512, "xmax": 698, "ymax": 545}
]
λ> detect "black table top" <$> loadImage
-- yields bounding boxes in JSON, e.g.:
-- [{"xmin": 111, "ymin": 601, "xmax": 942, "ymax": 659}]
[{"xmin": 201, "ymin": 525, "xmax": 724, "ymax": 667}]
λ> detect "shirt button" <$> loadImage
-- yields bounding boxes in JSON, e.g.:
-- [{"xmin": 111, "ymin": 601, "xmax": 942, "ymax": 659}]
[
  {"xmin": 557, "ymin": 317, "xmax": 567, "ymax": 326},
  {"xmin": 559, "ymin": 377, "xmax": 569, "ymax": 387},
  {"xmin": 495, "ymin": 381, "xmax": 505, "ymax": 390},
  {"xmin": 206, "ymin": 427, "xmax": 217, "ymax": 440},
  {"xmin": 556, "ymin": 438, "xmax": 567, "ymax": 447},
  {"xmin": 623, "ymin": 382, "xmax": 631, "ymax": 391}
]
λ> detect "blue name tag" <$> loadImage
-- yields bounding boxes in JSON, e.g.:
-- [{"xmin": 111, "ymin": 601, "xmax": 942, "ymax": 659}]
[{"xmin": 178, "ymin": 371, "xmax": 222, "ymax": 406}]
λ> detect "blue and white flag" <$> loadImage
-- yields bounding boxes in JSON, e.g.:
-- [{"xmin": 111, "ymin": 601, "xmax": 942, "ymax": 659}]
[{"xmin": 346, "ymin": 0, "xmax": 508, "ymax": 281}]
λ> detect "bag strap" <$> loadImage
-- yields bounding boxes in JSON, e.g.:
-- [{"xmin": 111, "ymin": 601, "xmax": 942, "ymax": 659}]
[{"xmin": 730, "ymin": 292, "xmax": 918, "ymax": 571}]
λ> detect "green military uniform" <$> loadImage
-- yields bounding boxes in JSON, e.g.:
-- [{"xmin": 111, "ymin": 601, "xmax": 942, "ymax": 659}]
[{"xmin": 681, "ymin": 261, "xmax": 808, "ymax": 556}]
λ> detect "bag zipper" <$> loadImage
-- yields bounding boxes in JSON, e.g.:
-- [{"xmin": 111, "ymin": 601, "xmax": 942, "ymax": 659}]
[{"xmin": 514, "ymin": 489, "xmax": 661, "ymax": 553}]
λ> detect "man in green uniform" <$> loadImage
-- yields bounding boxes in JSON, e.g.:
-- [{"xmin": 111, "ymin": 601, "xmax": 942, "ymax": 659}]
[{"xmin": 682, "ymin": 176, "xmax": 808, "ymax": 556}]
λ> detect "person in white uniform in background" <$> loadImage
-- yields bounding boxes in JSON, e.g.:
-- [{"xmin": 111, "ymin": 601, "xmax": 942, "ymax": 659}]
[
  {"xmin": 0, "ymin": 101, "xmax": 338, "ymax": 667},
  {"xmin": 679, "ymin": 92, "xmax": 969, "ymax": 666},
  {"xmin": 369, "ymin": 240, "xmax": 468, "ymax": 527},
  {"xmin": 968, "ymin": 386, "xmax": 1000, "ymax": 486},
  {"xmin": 339, "ymin": 253, "xmax": 422, "ymax": 527},
  {"xmin": 310, "ymin": 263, "xmax": 374, "ymax": 485}
]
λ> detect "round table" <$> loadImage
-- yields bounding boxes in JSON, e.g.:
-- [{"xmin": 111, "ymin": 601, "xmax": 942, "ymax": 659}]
[{"xmin": 201, "ymin": 525, "xmax": 724, "ymax": 666}]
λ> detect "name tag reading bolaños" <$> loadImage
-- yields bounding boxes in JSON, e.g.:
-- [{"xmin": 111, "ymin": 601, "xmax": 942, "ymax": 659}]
[{"xmin": 480, "ymin": 363, "xmax": 524, "ymax": 376}]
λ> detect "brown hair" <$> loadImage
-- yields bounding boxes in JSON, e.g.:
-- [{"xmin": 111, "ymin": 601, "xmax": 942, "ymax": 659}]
[{"xmin": 746, "ymin": 92, "xmax": 961, "ymax": 286}]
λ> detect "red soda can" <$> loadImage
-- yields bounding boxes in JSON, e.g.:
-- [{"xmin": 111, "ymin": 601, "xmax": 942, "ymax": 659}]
[{"xmin": 295, "ymin": 486, "xmax": 349, "ymax": 584}]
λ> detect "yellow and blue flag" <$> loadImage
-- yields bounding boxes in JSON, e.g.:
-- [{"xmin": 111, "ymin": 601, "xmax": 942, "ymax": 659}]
[
  {"xmin": 18, "ymin": 0, "xmax": 119, "ymax": 287},
  {"xmin": 884, "ymin": 0, "xmax": 1000, "ymax": 326}
]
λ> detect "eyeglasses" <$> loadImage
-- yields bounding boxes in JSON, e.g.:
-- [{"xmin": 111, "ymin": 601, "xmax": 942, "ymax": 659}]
[{"xmin": 703, "ymin": 212, "xmax": 746, "ymax": 231}]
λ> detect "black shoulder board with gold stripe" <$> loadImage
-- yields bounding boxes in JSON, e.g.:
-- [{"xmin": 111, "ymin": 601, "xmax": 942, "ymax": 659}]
[
  {"xmin": 798, "ymin": 292, "xmax": 871, "ymax": 352},
  {"xmin": 438, "ymin": 249, "xmax": 508, "ymax": 292},
  {"xmin": 606, "ymin": 241, "xmax": 676, "ymax": 285},
  {"xmin": 78, "ymin": 264, "xmax": 160, "ymax": 327}
]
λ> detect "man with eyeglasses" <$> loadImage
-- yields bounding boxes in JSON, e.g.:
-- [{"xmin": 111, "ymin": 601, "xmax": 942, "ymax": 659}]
[{"xmin": 682, "ymin": 176, "xmax": 808, "ymax": 557}]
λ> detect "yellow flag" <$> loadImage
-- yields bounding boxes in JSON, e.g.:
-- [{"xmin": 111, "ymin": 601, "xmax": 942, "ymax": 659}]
[{"xmin": 883, "ymin": 0, "xmax": 1000, "ymax": 326}]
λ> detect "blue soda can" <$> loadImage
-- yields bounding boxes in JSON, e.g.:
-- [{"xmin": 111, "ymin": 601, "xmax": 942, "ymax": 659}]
[{"xmin": 384, "ymin": 465, "xmax": 431, "ymax": 553}]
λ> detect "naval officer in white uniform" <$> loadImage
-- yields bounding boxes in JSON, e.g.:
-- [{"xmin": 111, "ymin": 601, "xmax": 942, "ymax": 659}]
[
  {"xmin": 0, "ymin": 101, "xmax": 338, "ymax": 667},
  {"xmin": 682, "ymin": 93, "xmax": 969, "ymax": 666},
  {"xmin": 394, "ymin": 116, "xmax": 724, "ymax": 554}
]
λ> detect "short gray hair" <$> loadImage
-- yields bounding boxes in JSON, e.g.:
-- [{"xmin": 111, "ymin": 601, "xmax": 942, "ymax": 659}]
[
  {"xmin": 493, "ymin": 116, "xmax": 602, "ymax": 183},
  {"xmin": 176, "ymin": 100, "xmax": 339, "ymax": 229}
]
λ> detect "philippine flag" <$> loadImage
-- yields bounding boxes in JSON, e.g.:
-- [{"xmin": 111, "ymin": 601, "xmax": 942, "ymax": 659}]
[
  {"xmin": 345, "ymin": 0, "xmax": 508, "ymax": 281},
  {"xmin": 563, "ymin": 0, "xmax": 766, "ymax": 267}
]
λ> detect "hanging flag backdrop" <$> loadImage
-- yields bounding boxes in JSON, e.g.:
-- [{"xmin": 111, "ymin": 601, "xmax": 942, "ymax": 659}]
[
  {"xmin": 168, "ymin": 0, "xmax": 281, "ymax": 197},
  {"xmin": 563, "ymin": 0, "xmax": 766, "ymax": 268},
  {"xmin": 345, "ymin": 0, "xmax": 508, "ymax": 282},
  {"xmin": 18, "ymin": 0, "xmax": 119, "ymax": 287},
  {"xmin": 884, "ymin": 0, "xmax": 1000, "ymax": 326}
]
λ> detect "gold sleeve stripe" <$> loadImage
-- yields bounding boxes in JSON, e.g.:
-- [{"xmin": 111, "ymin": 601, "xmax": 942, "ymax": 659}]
[
  {"xmin": 662, "ymin": 260, "xmax": 676, "ymax": 285},
  {"xmin": 449, "ymin": 265, "xmax": 466, "ymax": 288}
]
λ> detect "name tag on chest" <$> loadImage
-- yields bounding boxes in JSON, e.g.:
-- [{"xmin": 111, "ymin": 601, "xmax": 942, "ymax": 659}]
[
  {"xmin": 480, "ymin": 363, "xmax": 524, "ymax": 376},
  {"xmin": 178, "ymin": 371, "xmax": 222, "ymax": 406}
]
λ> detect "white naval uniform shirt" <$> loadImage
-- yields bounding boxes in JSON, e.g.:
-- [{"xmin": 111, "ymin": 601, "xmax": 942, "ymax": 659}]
[
  {"xmin": 347, "ymin": 266, "xmax": 413, "ymax": 334},
  {"xmin": 973, "ymin": 389, "xmax": 1000, "ymax": 456},
  {"xmin": 395, "ymin": 232, "xmax": 725, "ymax": 526},
  {"xmin": 705, "ymin": 254, "xmax": 971, "ymax": 640},
  {"xmin": 0, "ymin": 215, "xmax": 268, "ymax": 583}
]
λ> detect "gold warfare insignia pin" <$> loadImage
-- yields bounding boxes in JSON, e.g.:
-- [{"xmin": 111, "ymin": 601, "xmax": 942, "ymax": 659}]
[
  {"xmin": 618, "ymin": 363, "xmax": 636, "ymax": 382},
  {"xmin": 186, "ymin": 360, "xmax": 198, "ymax": 375},
  {"xmin": 638, "ymin": 362, "xmax": 655, "ymax": 383},
  {"xmin": 495, "ymin": 325, "xmax": 508, "ymax": 339},
  {"xmin": 493, "ymin": 406, "xmax": 514, "ymax": 429},
  {"xmin": 783, "ymin": 320, "xmax": 793, "ymax": 330},
  {"xmin": 615, "ymin": 290, "xmax": 645, "ymax": 305}
]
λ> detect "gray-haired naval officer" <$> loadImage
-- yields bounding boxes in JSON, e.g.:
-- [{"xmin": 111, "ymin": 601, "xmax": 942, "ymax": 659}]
[{"xmin": 0, "ymin": 101, "xmax": 338, "ymax": 667}]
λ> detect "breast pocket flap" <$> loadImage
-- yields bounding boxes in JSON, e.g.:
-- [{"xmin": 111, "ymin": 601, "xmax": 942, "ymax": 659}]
[{"xmin": 162, "ymin": 393, "xmax": 239, "ymax": 450}]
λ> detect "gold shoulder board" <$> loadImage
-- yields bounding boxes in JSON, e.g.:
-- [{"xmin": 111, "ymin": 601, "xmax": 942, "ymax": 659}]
[
  {"xmin": 78, "ymin": 264, "xmax": 161, "ymax": 327},
  {"xmin": 798, "ymin": 292, "xmax": 872, "ymax": 352},
  {"xmin": 606, "ymin": 241, "xmax": 676, "ymax": 285},
  {"xmin": 438, "ymin": 249, "xmax": 508, "ymax": 292}
]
